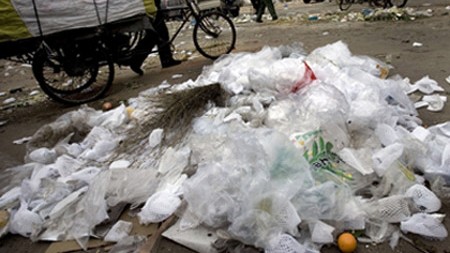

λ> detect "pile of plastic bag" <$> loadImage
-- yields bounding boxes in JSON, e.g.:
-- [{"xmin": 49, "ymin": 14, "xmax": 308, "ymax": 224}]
[{"xmin": 0, "ymin": 41, "xmax": 449, "ymax": 252}]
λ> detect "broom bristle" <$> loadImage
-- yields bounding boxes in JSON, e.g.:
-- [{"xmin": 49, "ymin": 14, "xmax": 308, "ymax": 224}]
[{"xmin": 121, "ymin": 83, "xmax": 226, "ymax": 152}]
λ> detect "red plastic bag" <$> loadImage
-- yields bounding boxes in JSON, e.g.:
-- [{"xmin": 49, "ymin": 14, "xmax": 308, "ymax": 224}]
[{"xmin": 290, "ymin": 62, "xmax": 317, "ymax": 93}]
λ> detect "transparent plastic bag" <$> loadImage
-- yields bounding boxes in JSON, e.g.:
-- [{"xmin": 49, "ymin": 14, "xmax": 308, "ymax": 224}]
[{"xmin": 400, "ymin": 213, "xmax": 448, "ymax": 239}]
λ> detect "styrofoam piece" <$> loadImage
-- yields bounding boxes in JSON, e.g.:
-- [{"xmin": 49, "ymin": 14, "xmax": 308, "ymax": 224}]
[
  {"xmin": 109, "ymin": 160, "xmax": 131, "ymax": 170},
  {"xmin": 162, "ymin": 220, "xmax": 219, "ymax": 253},
  {"xmin": 148, "ymin": 128, "xmax": 164, "ymax": 148}
]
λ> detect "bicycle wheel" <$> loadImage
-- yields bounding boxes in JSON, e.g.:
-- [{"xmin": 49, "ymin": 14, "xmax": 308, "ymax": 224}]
[
  {"xmin": 389, "ymin": 0, "xmax": 407, "ymax": 7},
  {"xmin": 32, "ymin": 42, "xmax": 114, "ymax": 105},
  {"xmin": 193, "ymin": 11, "xmax": 236, "ymax": 60},
  {"xmin": 339, "ymin": 0, "xmax": 353, "ymax": 11}
]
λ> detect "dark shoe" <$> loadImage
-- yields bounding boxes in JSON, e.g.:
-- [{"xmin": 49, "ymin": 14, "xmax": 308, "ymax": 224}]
[
  {"xmin": 130, "ymin": 63, "xmax": 144, "ymax": 76},
  {"xmin": 255, "ymin": 19, "xmax": 263, "ymax": 23},
  {"xmin": 272, "ymin": 16, "xmax": 278, "ymax": 21},
  {"xmin": 161, "ymin": 59, "xmax": 182, "ymax": 68}
]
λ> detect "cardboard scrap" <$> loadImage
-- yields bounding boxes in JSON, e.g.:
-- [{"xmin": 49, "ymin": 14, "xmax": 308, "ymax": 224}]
[{"xmin": 45, "ymin": 206, "xmax": 158, "ymax": 253}]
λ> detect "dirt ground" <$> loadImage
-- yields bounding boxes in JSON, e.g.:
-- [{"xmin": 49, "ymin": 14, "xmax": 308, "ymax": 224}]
[{"xmin": 1, "ymin": 0, "xmax": 450, "ymax": 252}]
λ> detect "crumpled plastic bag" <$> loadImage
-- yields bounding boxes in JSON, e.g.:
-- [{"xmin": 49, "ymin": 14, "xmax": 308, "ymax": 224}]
[
  {"xmin": 400, "ymin": 213, "xmax": 448, "ymax": 239},
  {"xmin": 137, "ymin": 190, "xmax": 181, "ymax": 224}
]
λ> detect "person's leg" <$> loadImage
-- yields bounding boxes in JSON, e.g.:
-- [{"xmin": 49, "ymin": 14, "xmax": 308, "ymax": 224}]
[
  {"xmin": 256, "ymin": 0, "xmax": 266, "ymax": 22},
  {"xmin": 265, "ymin": 0, "xmax": 277, "ymax": 20},
  {"xmin": 153, "ymin": 10, "xmax": 181, "ymax": 68},
  {"xmin": 128, "ymin": 28, "xmax": 158, "ymax": 75}
]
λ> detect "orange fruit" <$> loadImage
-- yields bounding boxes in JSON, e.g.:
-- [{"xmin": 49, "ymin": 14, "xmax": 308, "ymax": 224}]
[{"xmin": 337, "ymin": 232, "xmax": 357, "ymax": 253}]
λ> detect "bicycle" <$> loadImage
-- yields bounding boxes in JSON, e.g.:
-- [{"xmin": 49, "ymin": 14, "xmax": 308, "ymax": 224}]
[
  {"xmin": 339, "ymin": 0, "xmax": 407, "ymax": 11},
  {"xmin": 4, "ymin": 0, "xmax": 236, "ymax": 105}
]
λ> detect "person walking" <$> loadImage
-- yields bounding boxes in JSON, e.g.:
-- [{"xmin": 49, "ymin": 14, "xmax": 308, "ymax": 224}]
[
  {"xmin": 255, "ymin": 0, "xmax": 277, "ymax": 23},
  {"xmin": 129, "ymin": 0, "xmax": 181, "ymax": 75}
]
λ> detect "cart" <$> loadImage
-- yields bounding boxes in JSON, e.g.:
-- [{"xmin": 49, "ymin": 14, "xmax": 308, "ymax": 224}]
[{"xmin": 0, "ymin": 0, "xmax": 236, "ymax": 104}]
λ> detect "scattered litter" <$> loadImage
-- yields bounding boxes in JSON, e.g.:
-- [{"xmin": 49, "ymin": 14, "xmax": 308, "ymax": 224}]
[
  {"xmin": 0, "ymin": 120, "xmax": 7, "ymax": 127},
  {"xmin": 446, "ymin": 75, "xmax": 450, "ymax": 84},
  {"xmin": 408, "ymin": 76, "xmax": 444, "ymax": 94},
  {"xmin": 412, "ymin": 42, "xmax": 423, "ymax": 47},
  {"xmin": 422, "ymin": 94, "xmax": 447, "ymax": 112},
  {"xmin": 102, "ymin": 101, "xmax": 113, "ymax": 111},
  {"xmin": 21, "ymin": 63, "xmax": 32, "ymax": 68},
  {"xmin": 12, "ymin": 136, "xmax": 32, "ymax": 145},
  {"xmin": 172, "ymin": 74, "xmax": 183, "ymax": 79},
  {"xmin": 0, "ymin": 92, "xmax": 5, "ymax": 96},
  {"xmin": 9, "ymin": 87, "xmax": 23, "ymax": 94},
  {"xmin": 29, "ymin": 90, "xmax": 40, "ymax": 96},
  {"xmin": 308, "ymin": 15, "xmax": 318, "ymax": 21},
  {"xmin": 322, "ymin": 31, "xmax": 329, "ymax": 36},
  {"xmin": 3, "ymin": 97, "xmax": 16, "ymax": 105}
]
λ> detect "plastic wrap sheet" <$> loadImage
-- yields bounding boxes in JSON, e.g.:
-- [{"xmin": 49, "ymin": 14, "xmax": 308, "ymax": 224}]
[{"xmin": 11, "ymin": 0, "xmax": 146, "ymax": 37}]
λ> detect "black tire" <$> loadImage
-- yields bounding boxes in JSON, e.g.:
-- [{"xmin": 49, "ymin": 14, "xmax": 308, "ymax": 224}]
[
  {"xmin": 193, "ymin": 11, "xmax": 236, "ymax": 60},
  {"xmin": 370, "ymin": 0, "xmax": 387, "ymax": 8},
  {"xmin": 339, "ymin": 0, "xmax": 353, "ymax": 11},
  {"xmin": 389, "ymin": 0, "xmax": 407, "ymax": 7},
  {"xmin": 32, "ymin": 43, "xmax": 114, "ymax": 105}
]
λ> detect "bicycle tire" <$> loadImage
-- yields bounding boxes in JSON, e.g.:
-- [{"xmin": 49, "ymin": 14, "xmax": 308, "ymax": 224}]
[
  {"xmin": 193, "ymin": 11, "xmax": 236, "ymax": 60},
  {"xmin": 339, "ymin": 0, "xmax": 353, "ymax": 11},
  {"xmin": 389, "ymin": 0, "xmax": 407, "ymax": 8},
  {"xmin": 32, "ymin": 44, "xmax": 114, "ymax": 105}
]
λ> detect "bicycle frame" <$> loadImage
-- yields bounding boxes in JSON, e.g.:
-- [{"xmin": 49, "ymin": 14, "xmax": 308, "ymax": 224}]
[{"xmin": 149, "ymin": 0, "xmax": 209, "ymax": 54}]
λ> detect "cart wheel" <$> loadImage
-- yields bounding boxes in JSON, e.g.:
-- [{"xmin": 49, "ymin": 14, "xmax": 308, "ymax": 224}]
[
  {"xmin": 32, "ymin": 43, "xmax": 114, "ymax": 105},
  {"xmin": 370, "ymin": 0, "xmax": 387, "ymax": 8},
  {"xmin": 388, "ymin": 0, "xmax": 407, "ymax": 7},
  {"xmin": 193, "ymin": 11, "xmax": 236, "ymax": 60},
  {"xmin": 339, "ymin": 0, "xmax": 353, "ymax": 11}
]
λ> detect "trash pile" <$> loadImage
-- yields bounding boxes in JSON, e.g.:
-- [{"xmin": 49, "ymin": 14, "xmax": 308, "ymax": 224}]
[
  {"xmin": 234, "ymin": 6, "xmax": 435, "ymax": 24},
  {"xmin": 1, "ymin": 41, "xmax": 450, "ymax": 252}
]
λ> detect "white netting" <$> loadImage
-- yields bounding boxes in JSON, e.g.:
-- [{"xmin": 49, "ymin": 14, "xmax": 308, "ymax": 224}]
[
  {"xmin": 365, "ymin": 195, "xmax": 411, "ymax": 222},
  {"xmin": 265, "ymin": 234, "xmax": 306, "ymax": 253},
  {"xmin": 405, "ymin": 184, "xmax": 441, "ymax": 213}
]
